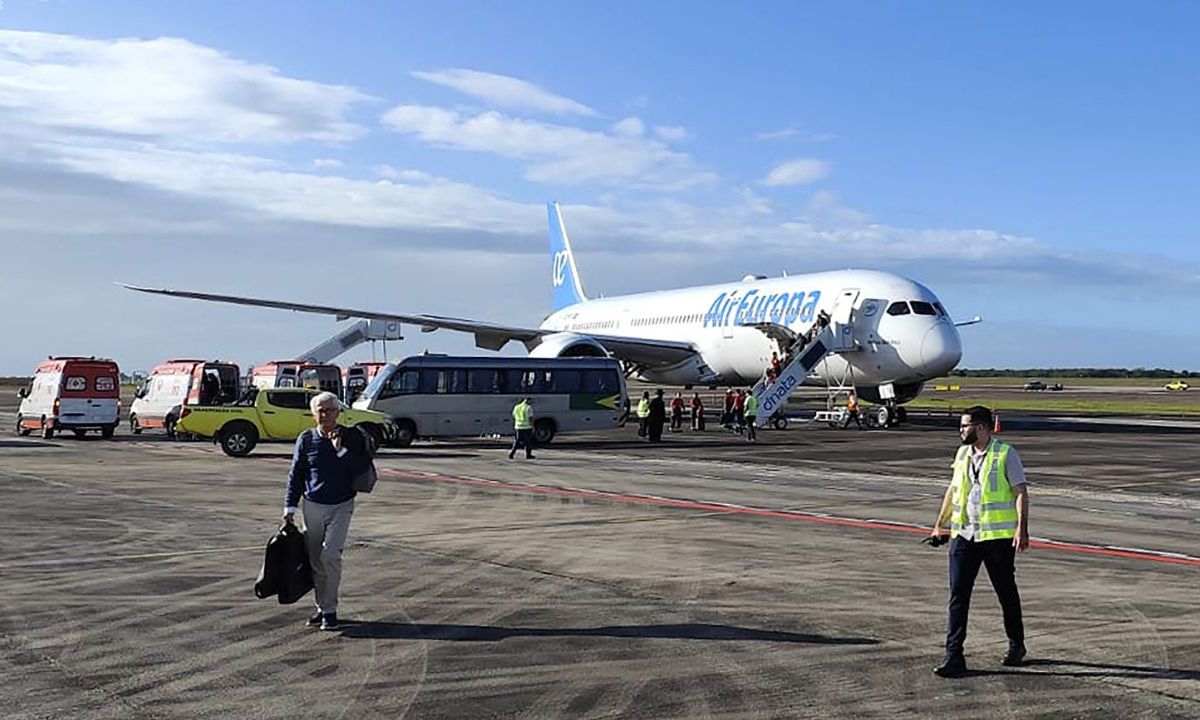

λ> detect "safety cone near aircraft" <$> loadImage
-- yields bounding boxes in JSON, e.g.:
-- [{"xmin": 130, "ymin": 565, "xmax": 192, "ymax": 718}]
[{"xmin": 993, "ymin": 409, "xmax": 1002, "ymax": 434}]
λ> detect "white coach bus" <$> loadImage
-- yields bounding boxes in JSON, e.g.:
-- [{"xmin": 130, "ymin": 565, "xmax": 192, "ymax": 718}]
[{"xmin": 353, "ymin": 355, "xmax": 626, "ymax": 446}]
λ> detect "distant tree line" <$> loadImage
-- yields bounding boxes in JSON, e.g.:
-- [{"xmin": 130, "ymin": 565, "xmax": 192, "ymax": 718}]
[{"xmin": 950, "ymin": 368, "xmax": 1194, "ymax": 378}]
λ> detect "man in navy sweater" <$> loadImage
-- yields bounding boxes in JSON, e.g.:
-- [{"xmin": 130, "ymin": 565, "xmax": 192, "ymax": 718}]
[{"xmin": 284, "ymin": 391, "xmax": 370, "ymax": 630}]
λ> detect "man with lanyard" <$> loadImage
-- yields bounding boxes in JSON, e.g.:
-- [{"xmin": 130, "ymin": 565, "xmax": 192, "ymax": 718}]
[{"xmin": 929, "ymin": 405, "xmax": 1030, "ymax": 677}]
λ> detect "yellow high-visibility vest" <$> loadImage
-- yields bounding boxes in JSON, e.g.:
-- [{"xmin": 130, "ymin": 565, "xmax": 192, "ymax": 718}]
[
  {"xmin": 512, "ymin": 401, "xmax": 533, "ymax": 430},
  {"xmin": 636, "ymin": 398, "xmax": 650, "ymax": 418},
  {"xmin": 950, "ymin": 440, "xmax": 1018, "ymax": 541}
]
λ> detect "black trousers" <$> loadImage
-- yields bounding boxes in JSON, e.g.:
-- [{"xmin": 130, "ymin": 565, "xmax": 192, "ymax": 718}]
[
  {"xmin": 946, "ymin": 536, "xmax": 1024, "ymax": 659},
  {"xmin": 509, "ymin": 428, "xmax": 533, "ymax": 458},
  {"xmin": 745, "ymin": 415, "xmax": 757, "ymax": 440}
]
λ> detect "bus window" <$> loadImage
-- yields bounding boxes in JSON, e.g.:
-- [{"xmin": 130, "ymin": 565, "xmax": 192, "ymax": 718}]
[
  {"xmin": 435, "ymin": 369, "xmax": 467, "ymax": 394},
  {"xmin": 582, "ymin": 369, "xmax": 619, "ymax": 393},
  {"xmin": 468, "ymin": 369, "xmax": 499, "ymax": 393},
  {"xmin": 380, "ymin": 369, "xmax": 419, "ymax": 399},
  {"xmin": 549, "ymin": 370, "xmax": 581, "ymax": 393},
  {"xmin": 521, "ymin": 370, "xmax": 550, "ymax": 394}
]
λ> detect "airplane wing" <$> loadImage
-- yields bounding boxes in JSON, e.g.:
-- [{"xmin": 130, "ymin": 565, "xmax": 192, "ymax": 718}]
[{"xmin": 119, "ymin": 284, "xmax": 699, "ymax": 367}]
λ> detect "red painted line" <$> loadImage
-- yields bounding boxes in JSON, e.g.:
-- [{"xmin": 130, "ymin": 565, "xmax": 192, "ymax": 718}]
[{"xmin": 379, "ymin": 468, "xmax": 1200, "ymax": 569}]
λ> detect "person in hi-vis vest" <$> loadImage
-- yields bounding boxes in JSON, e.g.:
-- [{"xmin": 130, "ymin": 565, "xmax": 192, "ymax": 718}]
[
  {"xmin": 509, "ymin": 397, "xmax": 535, "ymax": 460},
  {"xmin": 929, "ymin": 405, "xmax": 1030, "ymax": 678}
]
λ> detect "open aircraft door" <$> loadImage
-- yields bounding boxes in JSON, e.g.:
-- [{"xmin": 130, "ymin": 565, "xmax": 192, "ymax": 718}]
[{"xmin": 830, "ymin": 288, "xmax": 860, "ymax": 352}]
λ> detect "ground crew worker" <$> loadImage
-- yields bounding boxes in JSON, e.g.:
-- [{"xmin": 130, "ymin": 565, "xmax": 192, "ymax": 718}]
[
  {"xmin": 929, "ymin": 405, "xmax": 1030, "ymax": 678},
  {"xmin": 636, "ymin": 391, "xmax": 651, "ymax": 437},
  {"xmin": 508, "ymin": 397, "xmax": 535, "ymax": 460},
  {"xmin": 846, "ymin": 390, "xmax": 864, "ymax": 430},
  {"xmin": 744, "ymin": 389, "xmax": 759, "ymax": 442}
]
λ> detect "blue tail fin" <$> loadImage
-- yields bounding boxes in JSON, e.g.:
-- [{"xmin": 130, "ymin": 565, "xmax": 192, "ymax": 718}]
[{"xmin": 548, "ymin": 202, "xmax": 588, "ymax": 311}]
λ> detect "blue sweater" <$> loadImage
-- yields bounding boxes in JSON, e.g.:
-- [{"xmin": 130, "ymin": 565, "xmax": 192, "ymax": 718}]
[{"xmin": 285, "ymin": 426, "xmax": 369, "ymax": 509}]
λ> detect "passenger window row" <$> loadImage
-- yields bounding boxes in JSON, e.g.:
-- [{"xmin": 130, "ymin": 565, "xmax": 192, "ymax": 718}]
[{"xmin": 379, "ymin": 368, "xmax": 621, "ymax": 398}]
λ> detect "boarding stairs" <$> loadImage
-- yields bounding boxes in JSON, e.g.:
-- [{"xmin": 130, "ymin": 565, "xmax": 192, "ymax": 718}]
[
  {"xmin": 750, "ymin": 290, "xmax": 861, "ymax": 427},
  {"xmin": 298, "ymin": 319, "xmax": 405, "ymax": 363}
]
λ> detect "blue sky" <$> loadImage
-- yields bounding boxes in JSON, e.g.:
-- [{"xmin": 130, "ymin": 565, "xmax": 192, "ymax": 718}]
[{"xmin": 1, "ymin": 1, "xmax": 1197, "ymax": 375}]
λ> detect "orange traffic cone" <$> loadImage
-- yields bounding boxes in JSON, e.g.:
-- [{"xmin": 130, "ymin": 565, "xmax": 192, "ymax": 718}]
[{"xmin": 992, "ymin": 410, "xmax": 1001, "ymax": 434}]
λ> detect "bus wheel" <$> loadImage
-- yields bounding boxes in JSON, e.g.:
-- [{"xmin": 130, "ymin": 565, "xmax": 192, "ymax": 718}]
[
  {"xmin": 533, "ymin": 419, "xmax": 556, "ymax": 445},
  {"xmin": 41, "ymin": 417, "xmax": 54, "ymax": 439},
  {"xmin": 391, "ymin": 421, "xmax": 415, "ymax": 448},
  {"xmin": 130, "ymin": 415, "xmax": 143, "ymax": 434},
  {"xmin": 16, "ymin": 415, "xmax": 31, "ymax": 437},
  {"xmin": 101, "ymin": 425, "xmax": 115, "ymax": 440},
  {"xmin": 358, "ymin": 423, "xmax": 383, "ymax": 454},
  {"xmin": 219, "ymin": 422, "xmax": 258, "ymax": 457}
]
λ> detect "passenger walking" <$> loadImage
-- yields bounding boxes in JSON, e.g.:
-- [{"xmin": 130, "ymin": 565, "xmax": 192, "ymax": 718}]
[
  {"xmin": 284, "ymin": 391, "xmax": 371, "ymax": 631},
  {"xmin": 636, "ymin": 391, "xmax": 651, "ymax": 437},
  {"xmin": 770, "ymin": 351, "xmax": 782, "ymax": 378},
  {"xmin": 647, "ymin": 389, "xmax": 667, "ymax": 442},
  {"xmin": 744, "ymin": 389, "xmax": 759, "ymax": 442},
  {"xmin": 928, "ymin": 406, "xmax": 1030, "ymax": 678},
  {"xmin": 732, "ymin": 389, "xmax": 746, "ymax": 434},
  {"xmin": 690, "ymin": 392, "xmax": 706, "ymax": 431},
  {"xmin": 670, "ymin": 392, "xmax": 685, "ymax": 432},
  {"xmin": 722, "ymin": 389, "xmax": 735, "ymax": 429},
  {"xmin": 508, "ymin": 397, "xmax": 536, "ymax": 460}
]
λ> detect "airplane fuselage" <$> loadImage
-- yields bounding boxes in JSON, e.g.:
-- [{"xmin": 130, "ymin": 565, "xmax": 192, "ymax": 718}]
[{"xmin": 541, "ymin": 269, "xmax": 962, "ymax": 390}]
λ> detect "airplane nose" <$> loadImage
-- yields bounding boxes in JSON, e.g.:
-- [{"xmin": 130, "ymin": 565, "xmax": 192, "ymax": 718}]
[{"xmin": 920, "ymin": 322, "xmax": 962, "ymax": 376}]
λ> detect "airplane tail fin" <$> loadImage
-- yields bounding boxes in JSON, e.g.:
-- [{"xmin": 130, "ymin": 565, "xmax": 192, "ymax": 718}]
[{"xmin": 548, "ymin": 202, "xmax": 589, "ymax": 311}]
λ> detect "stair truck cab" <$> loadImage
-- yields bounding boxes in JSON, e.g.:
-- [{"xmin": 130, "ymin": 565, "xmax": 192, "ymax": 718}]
[
  {"xmin": 16, "ymin": 356, "xmax": 121, "ymax": 439},
  {"xmin": 344, "ymin": 361, "xmax": 388, "ymax": 404},
  {"xmin": 129, "ymin": 359, "xmax": 240, "ymax": 436}
]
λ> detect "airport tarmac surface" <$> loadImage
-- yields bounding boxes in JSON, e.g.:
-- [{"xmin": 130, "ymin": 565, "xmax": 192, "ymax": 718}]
[{"xmin": 2, "ymin": 410, "xmax": 1198, "ymax": 719}]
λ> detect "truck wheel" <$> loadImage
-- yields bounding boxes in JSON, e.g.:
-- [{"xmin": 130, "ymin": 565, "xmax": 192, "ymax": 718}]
[
  {"xmin": 391, "ymin": 420, "xmax": 415, "ymax": 448},
  {"xmin": 41, "ymin": 417, "xmax": 54, "ymax": 439},
  {"xmin": 165, "ymin": 414, "xmax": 177, "ymax": 440},
  {"xmin": 358, "ymin": 423, "xmax": 382, "ymax": 454},
  {"xmin": 532, "ymin": 419, "xmax": 556, "ymax": 445},
  {"xmin": 16, "ymin": 415, "xmax": 31, "ymax": 437},
  {"xmin": 130, "ymin": 415, "xmax": 143, "ymax": 434},
  {"xmin": 101, "ymin": 425, "xmax": 115, "ymax": 440},
  {"xmin": 219, "ymin": 422, "xmax": 258, "ymax": 457}
]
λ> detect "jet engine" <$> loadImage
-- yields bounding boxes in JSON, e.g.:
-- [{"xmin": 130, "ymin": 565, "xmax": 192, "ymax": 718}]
[{"xmin": 528, "ymin": 332, "xmax": 610, "ymax": 358}]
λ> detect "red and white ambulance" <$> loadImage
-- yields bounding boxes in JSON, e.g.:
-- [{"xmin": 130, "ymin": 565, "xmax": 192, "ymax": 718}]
[
  {"xmin": 344, "ymin": 361, "xmax": 387, "ymax": 403},
  {"xmin": 129, "ymin": 359, "xmax": 240, "ymax": 436},
  {"xmin": 16, "ymin": 356, "xmax": 122, "ymax": 439},
  {"xmin": 250, "ymin": 360, "xmax": 343, "ymax": 399}
]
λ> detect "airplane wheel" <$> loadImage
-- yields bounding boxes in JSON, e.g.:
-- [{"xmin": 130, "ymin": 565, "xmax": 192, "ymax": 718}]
[{"xmin": 875, "ymin": 406, "xmax": 892, "ymax": 427}]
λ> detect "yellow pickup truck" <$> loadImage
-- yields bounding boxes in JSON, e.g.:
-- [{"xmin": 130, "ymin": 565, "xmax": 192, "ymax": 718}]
[{"xmin": 176, "ymin": 387, "xmax": 396, "ymax": 457}]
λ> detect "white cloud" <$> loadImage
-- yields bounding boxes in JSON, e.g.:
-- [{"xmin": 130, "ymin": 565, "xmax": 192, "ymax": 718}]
[
  {"xmin": 380, "ymin": 105, "xmax": 716, "ymax": 190},
  {"xmin": 612, "ymin": 117, "xmax": 644, "ymax": 137},
  {"xmin": 760, "ymin": 157, "xmax": 831, "ymax": 187},
  {"xmin": 312, "ymin": 158, "xmax": 343, "ymax": 168},
  {"xmin": 756, "ymin": 128, "xmax": 836, "ymax": 143},
  {"xmin": 373, "ymin": 165, "xmax": 433, "ymax": 182},
  {"xmin": 0, "ymin": 30, "xmax": 372, "ymax": 145},
  {"xmin": 411, "ymin": 68, "xmax": 596, "ymax": 116},
  {"xmin": 655, "ymin": 125, "xmax": 689, "ymax": 142}
]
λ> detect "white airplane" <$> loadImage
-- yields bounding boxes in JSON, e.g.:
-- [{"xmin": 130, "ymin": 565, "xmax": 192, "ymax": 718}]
[{"xmin": 124, "ymin": 202, "xmax": 967, "ymax": 417}]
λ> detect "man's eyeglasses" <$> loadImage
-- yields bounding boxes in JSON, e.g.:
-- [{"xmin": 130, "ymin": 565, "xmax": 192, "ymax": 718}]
[{"xmin": 315, "ymin": 407, "xmax": 339, "ymax": 414}]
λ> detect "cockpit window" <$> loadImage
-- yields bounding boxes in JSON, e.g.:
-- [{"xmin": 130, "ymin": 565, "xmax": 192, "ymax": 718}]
[
  {"xmin": 933, "ymin": 302, "xmax": 947, "ymax": 317},
  {"xmin": 886, "ymin": 301, "xmax": 911, "ymax": 316},
  {"xmin": 910, "ymin": 301, "xmax": 937, "ymax": 316}
]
